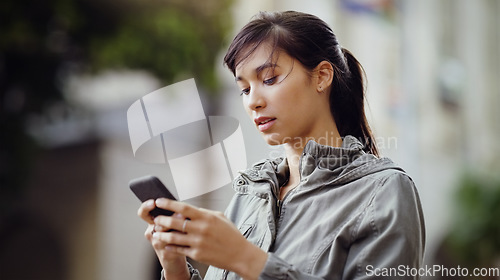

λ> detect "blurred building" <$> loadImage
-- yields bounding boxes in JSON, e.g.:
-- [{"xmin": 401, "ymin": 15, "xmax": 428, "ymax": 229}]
[{"xmin": 1, "ymin": 0, "xmax": 498, "ymax": 279}]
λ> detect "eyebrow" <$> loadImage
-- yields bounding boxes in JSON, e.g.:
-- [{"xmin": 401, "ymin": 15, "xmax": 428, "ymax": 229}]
[{"xmin": 235, "ymin": 62, "xmax": 278, "ymax": 82}]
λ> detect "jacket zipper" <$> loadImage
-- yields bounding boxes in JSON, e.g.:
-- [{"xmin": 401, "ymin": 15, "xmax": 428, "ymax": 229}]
[
  {"xmin": 276, "ymin": 155, "xmax": 306, "ymax": 231},
  {"xmin": 277, "ymin": 199, "xmax": 282, "ymax": 216},
  {"xmin": 222, "ymin": 174, "xmax": 276, "ymax": 280}
]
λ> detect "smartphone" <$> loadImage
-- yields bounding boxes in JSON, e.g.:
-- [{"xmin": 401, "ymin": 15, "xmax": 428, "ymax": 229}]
[{"xmin": 129, "ymin": 175, "xmax": 177, "ymax": 217}]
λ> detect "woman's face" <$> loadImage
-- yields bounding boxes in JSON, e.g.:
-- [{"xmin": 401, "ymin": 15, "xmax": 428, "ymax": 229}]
[{"xmin": 235, "ymin": 44, "xmax": 329, "ymax": 147}]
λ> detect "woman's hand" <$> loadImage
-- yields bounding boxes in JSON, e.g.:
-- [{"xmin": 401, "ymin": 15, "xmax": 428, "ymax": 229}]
[
  {"xmin": 138, "ymin": 200, "xmax": 190, "ymax": 280},
  {"xmin": 152, "ymin": 198, "xmax": 268, "ymax": 280}
]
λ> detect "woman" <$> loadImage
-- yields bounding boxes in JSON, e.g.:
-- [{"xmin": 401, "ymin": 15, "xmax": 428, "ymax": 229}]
[{"xmin": 138, "ymin": 11, "xmax": 425, "ymax": 280}]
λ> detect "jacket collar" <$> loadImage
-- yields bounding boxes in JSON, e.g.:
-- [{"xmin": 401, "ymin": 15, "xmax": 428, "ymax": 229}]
[{"xmin": 239, "ymin": 136, "xmax": 401, "ymax": 192}]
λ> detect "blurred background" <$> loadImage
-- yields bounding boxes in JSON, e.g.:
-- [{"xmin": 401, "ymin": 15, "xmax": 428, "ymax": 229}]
[{"xmin": 0, "ymin": 0, "xmax": 499, "ymax": 279}]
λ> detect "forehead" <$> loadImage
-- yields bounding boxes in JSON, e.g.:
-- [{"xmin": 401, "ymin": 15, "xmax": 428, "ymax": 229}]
[{"xmin": 235, "ymin": 43, "xmax": 284, "ymax": 79}]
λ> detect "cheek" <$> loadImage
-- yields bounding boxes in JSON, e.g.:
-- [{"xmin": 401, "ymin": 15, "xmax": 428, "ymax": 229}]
[{"xmin": 242, "ymin": 98, "xmax": 252, "ymax": 117}]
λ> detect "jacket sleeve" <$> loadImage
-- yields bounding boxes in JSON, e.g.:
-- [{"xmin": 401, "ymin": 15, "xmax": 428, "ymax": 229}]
[
  {"xmin": 259, "ymin": 172, "xmax": 425, "ymax": 280},
  {"xmin": 160, "ymin": 263, "xmax": 202, "ymax": 280},
  {"xmin": 260, "ymin": 253, "xmax": 325, "ymax": 280},
  {"xmin": 342, "ymin": 172, "xmax": 426, "ymax": 279}
]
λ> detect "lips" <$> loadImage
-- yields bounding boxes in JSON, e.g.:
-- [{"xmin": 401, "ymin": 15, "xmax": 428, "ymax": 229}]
[{"xmin": 254, "ymin": 116, "xmax": 277, "ymax": 132}]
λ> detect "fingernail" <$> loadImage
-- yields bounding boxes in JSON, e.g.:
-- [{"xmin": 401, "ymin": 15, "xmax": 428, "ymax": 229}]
[{"xmin": 147, "ymin": 200, "xmax": 155, "ymax": 207}]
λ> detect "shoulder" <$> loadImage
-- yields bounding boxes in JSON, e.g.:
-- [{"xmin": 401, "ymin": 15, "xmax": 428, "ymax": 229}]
[
  {"xmin": 360, "ymin": 166, "xmax": 420, "ymax": 211},
  {"xmin": 373, "ymin": 168, "xmax": 417, "ymax": 197},
  {"xmin": 354, "ymin": 156, "xmax": 417, "ymax": 194},
  {"xmin": 366, "ymin": 168, "xmax": 424, "ymax": 231}
]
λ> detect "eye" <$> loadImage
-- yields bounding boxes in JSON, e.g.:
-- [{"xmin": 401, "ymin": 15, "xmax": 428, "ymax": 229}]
[
  {"xmin": 263, "ymin": 76, "xmax": 277, "ymax": 85},
  {"xmin": 240, "ymin": 87, "xmax": 250, "ymax": 96}
]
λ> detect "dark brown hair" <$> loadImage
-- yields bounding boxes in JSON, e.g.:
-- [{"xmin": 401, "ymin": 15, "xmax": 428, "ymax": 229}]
[{"xmin": 224, "ymin": 11, "xmax": 379, "ymax": 156}]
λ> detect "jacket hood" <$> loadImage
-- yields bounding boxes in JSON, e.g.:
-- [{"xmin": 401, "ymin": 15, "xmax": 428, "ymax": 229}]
[{"xmin": 240, "ymin": 136, "xmax": 404, "ymax": 191}]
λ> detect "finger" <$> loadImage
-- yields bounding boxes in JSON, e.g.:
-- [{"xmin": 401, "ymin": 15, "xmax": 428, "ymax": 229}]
[
  {"xmin": 138, "ymin": 199, "xmax": 156, "ymax": 223},
  {"xmin": 144, "ymin": 224, "xmax": 155, "ymax": 241},
  {"xmin": 151, "ymin": 233, "xmax": 170, "ymax": 250},
  {"xmin": 167, "ymin": 244, "xmax": 206, "ymax": 263},
  {"xmin": 154, "ymin": 215, "xmax": 188, "ymax": 233},
  {"xmin": 155, "ymin": 199, "xmax": 204, "ymax": 220},
  {"xmin": 152, "ymin": 231, "xmax": 191, "ymax": 248},
  {"xmin": 154, "ymin": 225, "xmax": 166, "ymax": 232},
  {"xmin": 173, "ymin": 212, "xmax": 186, "ymax": 219},
  {"xmin": 166, "ymin": 244, "xmax": 192, "ymax": 256}
]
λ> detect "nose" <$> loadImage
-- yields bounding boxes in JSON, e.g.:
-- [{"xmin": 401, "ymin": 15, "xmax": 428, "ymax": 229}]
[{"xmin": 245, "ymin": 88, "xmax": 266, "ymax": 111}]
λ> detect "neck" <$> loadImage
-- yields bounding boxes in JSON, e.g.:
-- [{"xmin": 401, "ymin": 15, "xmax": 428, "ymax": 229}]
[
  {"xmin": 283, "ymin": 145, "xmax": 302, "ymax": 188},
  {"xmin": 283, "ymin": 127, "xmax": 342, "ymax": 188}
]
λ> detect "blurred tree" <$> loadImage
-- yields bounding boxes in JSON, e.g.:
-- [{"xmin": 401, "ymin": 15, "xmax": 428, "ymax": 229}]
[
  {"xmin": 445, "ymin": 174, "xmax": 500, "ymax": 273},
  {"xmin": 86, "ymin": 0, "xmax": 234, "ymax": 91},
  {"xmin": 0, "ymin": 0, "xmax": 233, "ymax": 217}
]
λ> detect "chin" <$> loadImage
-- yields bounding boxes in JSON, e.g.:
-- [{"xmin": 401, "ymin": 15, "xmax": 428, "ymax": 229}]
[{"xmin": 262, "ymin": 132, "xmax": 287, "ymax": 146}]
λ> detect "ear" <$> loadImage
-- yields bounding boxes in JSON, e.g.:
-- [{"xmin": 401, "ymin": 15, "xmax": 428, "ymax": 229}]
[{"xmin": 314, "ymin": 61, "xmax": 334, "ymax": 93}]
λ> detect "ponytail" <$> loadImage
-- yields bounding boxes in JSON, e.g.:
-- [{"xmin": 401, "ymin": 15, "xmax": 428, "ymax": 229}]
[{"xmin": 330, "ymin": 48, "xmax": 379, "ymax": 156}]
